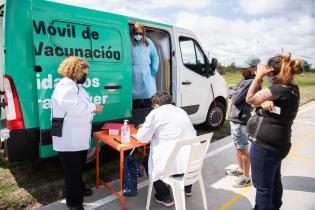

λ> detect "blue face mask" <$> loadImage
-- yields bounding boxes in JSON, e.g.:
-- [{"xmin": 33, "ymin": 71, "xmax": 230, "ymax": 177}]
[{"xmin": 134, "ymin": 34, "xmax": 142, "ymax": 41}]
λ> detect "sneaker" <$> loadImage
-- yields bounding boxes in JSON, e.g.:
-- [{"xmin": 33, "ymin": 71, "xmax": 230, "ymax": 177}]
[
  {"xmin": 83, "ymin": 188, "xmax": 93, "ymax": 197},
  {"xmin": 232, "ymin": 175, "xmax": 252, "ymax": 188},
  {"xmin": 154, "ymin": 196, "xmax": 174, "ymax": 207},
  {"xmin": 225, "ymin": 168, "xmax": 243, "ymax": 176}
]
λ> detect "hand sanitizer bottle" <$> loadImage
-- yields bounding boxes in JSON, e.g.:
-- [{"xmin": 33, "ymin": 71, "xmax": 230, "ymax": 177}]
[{"xmin": 121, "ymin": 120, "xmax": 130, "ymax": 144}]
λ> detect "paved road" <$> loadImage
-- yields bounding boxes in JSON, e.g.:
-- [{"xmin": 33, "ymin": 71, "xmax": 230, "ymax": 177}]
[{"xmin": 39, "ymin": 101, "xmax": 315, "ymax": 210}]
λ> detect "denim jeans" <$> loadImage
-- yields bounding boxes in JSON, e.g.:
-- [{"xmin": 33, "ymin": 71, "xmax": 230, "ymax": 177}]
[{"xmin": 250, "ymin": 143, "xmax": 290, "ymax": 210}]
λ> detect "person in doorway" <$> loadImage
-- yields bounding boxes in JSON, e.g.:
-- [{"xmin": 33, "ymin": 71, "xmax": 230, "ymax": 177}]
[
  {"xmin": 131, "ymin": 22, "xmax": 159, "ymax": 109},
  {"xmin": 136, "ymin": 91, "xmax": 196, "ymax": 207},
  {"xmin": 51, "ymin": 56, "xmax": 103, "ymax": 210},
  {"xmin": 246, "ymin": 53, "xmax": 303, "ymax": 210},
  {"xmin": 226, "ymin": 56, "xmax": 260, "ymax": 188}
]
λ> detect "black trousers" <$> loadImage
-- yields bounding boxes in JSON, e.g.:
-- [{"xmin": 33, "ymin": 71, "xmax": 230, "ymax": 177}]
[
  {"xmin": 58, "ymin": 150, "xmax": 88, "ymax": 207},
  {"xmin": 133, "ymin": 99, "xmax": 152, "ymax": 109},
  {"xmin": 143, "ymin": 155, "xmax": 192, "ymax": 200}
]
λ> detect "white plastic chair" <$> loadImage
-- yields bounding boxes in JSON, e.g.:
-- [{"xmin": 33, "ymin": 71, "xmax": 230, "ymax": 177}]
[{"xmin": 146, "ymin": 133, "xmax": 213, "ymax": 210}]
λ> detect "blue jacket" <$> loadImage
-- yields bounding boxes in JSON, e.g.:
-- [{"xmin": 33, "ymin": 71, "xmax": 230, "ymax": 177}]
[{"xmin": 132, "ymin": 38, "xmax": 159, "ymax": 99}]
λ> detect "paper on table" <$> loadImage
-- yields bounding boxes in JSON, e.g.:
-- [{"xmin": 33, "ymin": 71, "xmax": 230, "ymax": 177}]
[{"xmin": 131, "ymin": 134, "xmax": 140, "ymax": 141}]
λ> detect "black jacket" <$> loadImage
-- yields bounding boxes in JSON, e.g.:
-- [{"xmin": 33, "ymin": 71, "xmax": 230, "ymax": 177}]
[{"xmin": 228, "ymin": 75, "xmax": 255, "ymax": 124}]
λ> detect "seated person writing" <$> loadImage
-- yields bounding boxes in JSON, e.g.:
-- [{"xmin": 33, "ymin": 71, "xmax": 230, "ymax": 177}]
[{"xmin": 136, "ymin": 91, "xmax": 196, "ymax": 207}]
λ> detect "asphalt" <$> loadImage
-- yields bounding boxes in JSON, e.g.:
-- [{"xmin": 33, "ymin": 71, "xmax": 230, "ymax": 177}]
[{"xmin": 38, "ymin": 101, "xmax": 315, "ymax": 210}]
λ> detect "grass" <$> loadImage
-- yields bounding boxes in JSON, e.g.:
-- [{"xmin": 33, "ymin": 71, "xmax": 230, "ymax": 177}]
[
  {"xmin": 223, "ymin": 71, "xmax": 315, "ymax": 105},
  {"xmin": 1, "ymin": 72, "xmax": 314, "ymax": 209}
]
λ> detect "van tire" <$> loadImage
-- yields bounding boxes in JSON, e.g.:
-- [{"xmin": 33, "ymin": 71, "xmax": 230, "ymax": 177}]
[{"xmin": 204, "ymin": 101, "xmax": 226, "ymax": 130}]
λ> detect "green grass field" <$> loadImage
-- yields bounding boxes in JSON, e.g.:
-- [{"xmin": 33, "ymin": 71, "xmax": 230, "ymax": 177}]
[
  {"xmin": 223, "ymin": 71, "xmax": 315, "ymax": 105},
  {"xmin": 0, "ymin": 71, "xmax": 314, "ymax": 209}
]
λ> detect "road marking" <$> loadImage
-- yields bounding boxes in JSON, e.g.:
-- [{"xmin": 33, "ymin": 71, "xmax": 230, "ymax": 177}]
[
  {"xmin": 288, "ymin": 130, "xmax": 315, "ymax": 157},
  {"xmin": 56, "ymin": 103, "xmax": 315, "ymax": 209},
  {"xmin": 294, "ymin": 120, "xmax": 315, "ymax": 125},
  {"xmin": 83, "ymin": 142, "xmax": 234, "ymax": 209},
  {"xmin": 291, "ymin": 153, "xmax": 315, "ymax": 164},
  {"xmin": 217, "ymin": 186, "xmax": 252, "ymax": 210},
  {"xmin": 297, "ymin": 103, "xmax": 315, "ymax": 115},
  {"xmin": 218, "ymin": 129, "xmax": 315, "ymax": 210}
]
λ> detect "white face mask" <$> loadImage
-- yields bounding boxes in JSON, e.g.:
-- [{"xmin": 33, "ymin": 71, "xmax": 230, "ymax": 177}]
[{"xmin": 134, "ymin": 34, "xmax": 142, "ymax": 41}]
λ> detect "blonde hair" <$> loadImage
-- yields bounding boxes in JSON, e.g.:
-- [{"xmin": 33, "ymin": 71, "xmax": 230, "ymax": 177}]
[
  {"xmin": 267, "ymin": 53, "xmax": 303, "ymax": 85},
  {"xmin": 58, "ymin": 56, "xmax": 89, "ymax": 81},
  {"xmin": 132, "ymin": 22, "xmax": 149, "ymax": 47}
]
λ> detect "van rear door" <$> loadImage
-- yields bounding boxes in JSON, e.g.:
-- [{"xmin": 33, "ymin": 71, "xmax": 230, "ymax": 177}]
[{"xmin": 32, "ymin": 1, "xmax": 132, "ymax": 157}]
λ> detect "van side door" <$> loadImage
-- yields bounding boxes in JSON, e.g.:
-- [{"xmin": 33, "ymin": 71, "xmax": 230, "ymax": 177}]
[{"xmin": 176, "ymin": 32, "xmax": 212, "ymax": 123}]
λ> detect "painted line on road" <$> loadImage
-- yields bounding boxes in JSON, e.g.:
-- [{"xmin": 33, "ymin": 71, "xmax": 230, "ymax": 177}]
[
  {"xmin": 83, "ymin": 142, "xmax": 234, "ymax": 209},
  {"xmin": 82, "ymin": 103, "xmax": 315, "ymax": 209},
  {"xmin": 297, "ymin": 103, "xmax": 315, "ymax": 116},
  {"xmin": 218, "ymin": 129, "xmax": 315, "ymax": 210},
  {"xmin": 294, "ymin": 120, "xmax": 315, "ymax": 125}
]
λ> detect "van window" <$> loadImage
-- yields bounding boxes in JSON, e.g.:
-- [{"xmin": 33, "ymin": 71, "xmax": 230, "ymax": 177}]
[{"xmin": 179, "ymin": 37, "xmax": 206, "ymax": 76}]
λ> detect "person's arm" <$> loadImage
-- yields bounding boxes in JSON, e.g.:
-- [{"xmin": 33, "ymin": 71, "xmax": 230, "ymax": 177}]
[
  {"xmin": 136, "ymin": 112, "xmax": 157, "ymax": 143},
  {"xmin": 246, "ymin": 64, "xmax": 273, "ymax": 106},
  {"xmin": 149, "ymin": 39, "xmax": 159, "ymax": 76},
  {"xmin": 55, "ymin": 84, "xmax": 95, "ymax": 116}
]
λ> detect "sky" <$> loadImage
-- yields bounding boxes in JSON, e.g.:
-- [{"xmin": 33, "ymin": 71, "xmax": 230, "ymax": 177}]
[{"xmin": 50, "ymin": 0, "xmax": 315, "ymax": 66}]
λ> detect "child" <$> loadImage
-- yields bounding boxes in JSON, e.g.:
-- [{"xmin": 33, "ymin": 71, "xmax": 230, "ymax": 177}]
[{"xmin": 226, "ymin": 56, "xmax": 260, "ymax": 188}]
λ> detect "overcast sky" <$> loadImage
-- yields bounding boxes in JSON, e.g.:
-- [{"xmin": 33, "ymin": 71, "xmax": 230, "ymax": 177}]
[{"xmin": 50, "ymin": 0, "xmax": 315, "ymax": 66}]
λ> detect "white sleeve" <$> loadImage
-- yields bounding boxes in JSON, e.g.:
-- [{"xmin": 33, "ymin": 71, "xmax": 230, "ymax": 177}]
[
  {"xmin": 54, "ymin": 84, "xmax": 95, "ymax": 117},
  {"xmin": 136, "ymin": 111, "xmax": 157, "ymax": 143}
]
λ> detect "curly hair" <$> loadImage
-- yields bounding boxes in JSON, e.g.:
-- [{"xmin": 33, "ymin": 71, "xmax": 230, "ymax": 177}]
[
  {"xmin": 267, "ymin": 53, "xmax": 303, "ymax": 85},
  {"xmin": 58, "ymin": 56, "xmax": 89, "ymax": 81}
]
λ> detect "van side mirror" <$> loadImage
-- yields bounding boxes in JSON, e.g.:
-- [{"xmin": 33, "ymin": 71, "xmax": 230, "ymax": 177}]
[
  {"xmin": 205, "ymin": 57, "xmax": 218, "ymax": 78},
  {"xmin": 211, "ymin": 58, "xmax": 218, "ymax": 72}
]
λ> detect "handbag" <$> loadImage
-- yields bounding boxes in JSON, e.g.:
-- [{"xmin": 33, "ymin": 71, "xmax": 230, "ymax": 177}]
[
  {"xmin": 123, "ymin": 155, "xmax": 144, "ymax": 197},
  {"xmin": 246, "ymin": 108, "xmax": 264, "ymax": 139},
  {"xmin": 50, "ymin": 107, "xmax": 66, "ymax": 137}
]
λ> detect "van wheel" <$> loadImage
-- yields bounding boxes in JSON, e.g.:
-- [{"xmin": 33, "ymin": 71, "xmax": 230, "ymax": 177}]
[
  {"xmin": 85, "ymin": 147, "xmax": 96, "ymax": 167},
  {"xmin": 204, "ymin": 101, "xmax": 226, "ymax": 130}
]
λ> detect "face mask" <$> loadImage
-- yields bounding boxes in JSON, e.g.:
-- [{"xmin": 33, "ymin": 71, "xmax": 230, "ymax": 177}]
[
  {"xmin": 77, "ymin": 73, "xmax": 87, "ymax": 84},
  {"xmin": 134, "ymin": 34, "xmax": 142, "ymax": 41}
]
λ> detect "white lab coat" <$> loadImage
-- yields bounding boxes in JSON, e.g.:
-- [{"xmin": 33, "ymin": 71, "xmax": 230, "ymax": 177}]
[
  {"xmin": 51, "ymin": 77, "xmax": 95, "ymax": 152},
  {"xmin": 136, "ymin": 104, "xmax": 196, "ymax": 182}
]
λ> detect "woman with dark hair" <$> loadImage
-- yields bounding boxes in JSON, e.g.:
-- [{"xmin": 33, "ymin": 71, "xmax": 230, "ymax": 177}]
[
  {"xmin": 246, "ymin": 54, "xmax": 303, "ymax": 210},
  {"xmin": 131, "ymin": 22, "xmax": 159, "ymax": 109}
]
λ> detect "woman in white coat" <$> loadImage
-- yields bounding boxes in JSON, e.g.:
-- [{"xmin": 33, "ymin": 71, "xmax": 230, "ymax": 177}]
[
  {"xmin": 51, "ymin": 56, "xmax": 103, "ymax": 210},
  {"xmin": 136, "ymin": 91, "xmax": 196, "ymax": 207}
]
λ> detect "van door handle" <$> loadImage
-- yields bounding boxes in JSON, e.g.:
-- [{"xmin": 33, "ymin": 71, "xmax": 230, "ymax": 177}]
[
  {"xmin": 182, "ymin": 81, "xmax": 191, "ymax": 85},
  {"xmin": 104, "ymin": 85, "xmax": 122, "ymax": 90}
]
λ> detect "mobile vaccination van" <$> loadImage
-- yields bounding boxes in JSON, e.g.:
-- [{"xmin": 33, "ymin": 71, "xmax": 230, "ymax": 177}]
[{"xmin": 0, "ymin": 0, "xmax": 228, "ymax": 163}]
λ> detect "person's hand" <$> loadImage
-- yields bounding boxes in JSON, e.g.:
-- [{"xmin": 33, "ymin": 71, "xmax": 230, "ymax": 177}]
[
  {"xmin": 94, "ymin": 104, "xmax": 103, "ymax": 113},
  {"xmin": 261, "ymin": 101, "xmax": 274, "ymax": 112},
  {"xmin": 256, "ymin": 64, "xmax": 273, "ymax": 80}
]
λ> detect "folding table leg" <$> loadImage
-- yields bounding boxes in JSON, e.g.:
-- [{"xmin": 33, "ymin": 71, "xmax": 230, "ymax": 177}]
[
  {"xmin": 120, "ymin": 150, "xmax": 125, "ymax": 210},
  {"xmin": 96, "ymin": 138, "xmax": 100, "ymax": 189}
]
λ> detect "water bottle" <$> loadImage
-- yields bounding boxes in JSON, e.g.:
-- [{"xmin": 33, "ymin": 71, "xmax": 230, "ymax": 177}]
[{"xmin": 121, "ymin": 119, "xmax": 130, "ymax": 144}]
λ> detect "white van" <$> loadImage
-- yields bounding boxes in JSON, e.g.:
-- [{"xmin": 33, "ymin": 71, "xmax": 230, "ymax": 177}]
[{"xmin": 0, "ymin": 0, "xmax": 227, "ymax": 162}]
